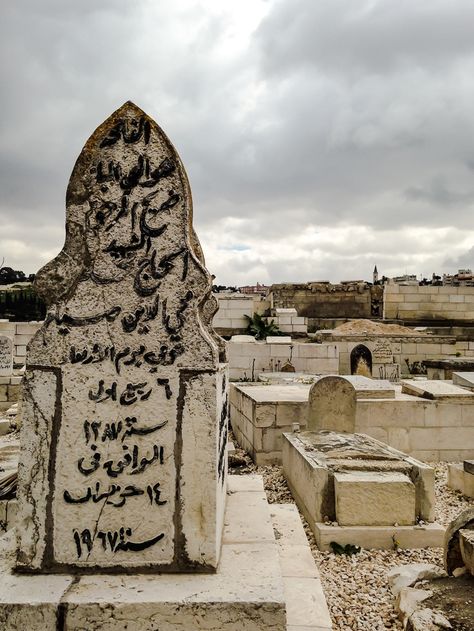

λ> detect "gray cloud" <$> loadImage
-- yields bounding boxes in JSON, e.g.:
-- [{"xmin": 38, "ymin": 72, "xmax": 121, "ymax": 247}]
[{"xmin": 0, "ymin": 0, "xmax": 473, "ymax": 283}]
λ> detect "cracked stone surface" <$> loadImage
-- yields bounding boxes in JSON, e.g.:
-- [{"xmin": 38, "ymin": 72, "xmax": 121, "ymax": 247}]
[{"xmin": 15, "ymin": 102, "xmax": 228, "ymax": 572}]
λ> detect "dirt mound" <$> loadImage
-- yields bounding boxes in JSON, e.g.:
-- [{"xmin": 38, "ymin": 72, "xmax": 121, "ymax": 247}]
[{"xmin": 333, "ymin": 319, "xmax": 424, "ymax": 336}]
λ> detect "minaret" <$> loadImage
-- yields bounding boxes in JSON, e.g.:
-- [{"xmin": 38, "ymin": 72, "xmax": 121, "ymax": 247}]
[{"xmin": 373, "ymin": 265, "xmax": 379, "ymax": 285}]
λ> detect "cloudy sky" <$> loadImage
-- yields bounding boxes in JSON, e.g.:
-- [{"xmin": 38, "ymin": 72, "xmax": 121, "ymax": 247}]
[{"xmin": 1, "ymin": 0, "xmax": 474, "ymax": 285}]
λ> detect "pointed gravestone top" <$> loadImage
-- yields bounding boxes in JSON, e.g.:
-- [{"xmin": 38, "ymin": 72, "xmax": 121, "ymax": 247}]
[{"xmin": 16, "ymin": 102, "xmax": 228, "ymax": 573}]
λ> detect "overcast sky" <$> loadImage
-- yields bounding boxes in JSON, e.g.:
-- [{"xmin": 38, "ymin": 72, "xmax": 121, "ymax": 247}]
[{"xmin": 1, "ymin": 0, "xmax": 474, "ymax": 285}]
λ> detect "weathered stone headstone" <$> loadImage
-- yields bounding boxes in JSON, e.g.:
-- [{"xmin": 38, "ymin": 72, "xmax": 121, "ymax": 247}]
[
  {"xmin": 0, "ymin": 336, "xmax": 13, "ymax": 376},
  {"xmin": 16, "ymin": 102, "xmax": 228, "ymax": 573},
  {"xmin": 307, "ymin": 376, "xmax": 356, "ymax": 432},
  {"xmin": 444, "ymin": 508, "xmax": 474, "ymax": 576}
]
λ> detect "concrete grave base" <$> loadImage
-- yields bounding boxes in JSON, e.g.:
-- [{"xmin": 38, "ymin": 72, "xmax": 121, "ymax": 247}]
[
  {"xmin": 314, "ymin": 522, "xmax": 445, "ymax": 551},
  {"xmin": 447, "ymin": 463, "xmax": 474, "ymax": 498},
  {"xmin": 0, "ymin": 475, "xmax": 331, "ymax": 630},
  {"xmin": 283, "ymin": 430, "xmax": 444, "ymax": 551}
]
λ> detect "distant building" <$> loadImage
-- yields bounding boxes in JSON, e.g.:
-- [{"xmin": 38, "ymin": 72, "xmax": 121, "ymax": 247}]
[
  {"xmin": 238, "ymin": 283, "xmax": 269, "ymax": 295},
  {"xmin": 443, "ymin": 269, "xmax": 474, "ymax": 286},
  {"xmin": 373, "ymin": 265, "xmax": 379, "ymax": 285},
  {"xmin": 391, "ymin": 274, "xmax": 418, "ymax": 285}
]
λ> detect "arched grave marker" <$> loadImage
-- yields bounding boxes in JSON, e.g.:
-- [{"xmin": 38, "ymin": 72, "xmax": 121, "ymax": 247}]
[
  {"xmin": 16, "ymin": 102, "xmax": 228, "ymax": 573},
  {"xmin": 307, "ymin": 376, "xmax": 356, "ymax": 433}
]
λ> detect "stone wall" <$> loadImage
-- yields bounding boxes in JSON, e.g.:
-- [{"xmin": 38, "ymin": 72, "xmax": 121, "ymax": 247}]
[
  {"xmin": 271, "ymin": 309, "xmax": 307, "ymax": 335},
  {"xmin": 230, "ymin": 383, "xmax": 474, "ymax": 464},
  {"xmin": 383, "ymin": 284, "xmax": 474, "ymax": 322},
  {"xmin": 227, "ymin": 340, "xmax": 339, "ymax": 381},
  {"xmin": 212, "ymin": 294, "xmax": 270, "ymax": 335},
  {"xmin": 0, "ymin": 320, "xmax": 41, "ymax": 366},
  {"xmin": 268, "ymin": 282, "xmax": 382, "ymax": 321},
  {"xmin": 334, "ymin": 335, "xmax": 464, "ymax": 377},
  {"xmin": 0, "ymin": 375, "xmax": 22, "ymax": 412}
]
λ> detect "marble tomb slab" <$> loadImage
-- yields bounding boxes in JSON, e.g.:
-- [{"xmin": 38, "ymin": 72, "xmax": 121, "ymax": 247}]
[
  {"xmin": 401, "ymin": 379, "xmax": 474, "ymax": 400},
  {"xmin": 452, "ymin": 372, "xmax": 474, "ymax": 390}
]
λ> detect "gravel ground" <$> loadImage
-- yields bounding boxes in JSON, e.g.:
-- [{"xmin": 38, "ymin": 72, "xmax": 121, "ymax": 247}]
[{"xmin": 229, "ymin": 441, "xmax": 473, "ymax": 630}]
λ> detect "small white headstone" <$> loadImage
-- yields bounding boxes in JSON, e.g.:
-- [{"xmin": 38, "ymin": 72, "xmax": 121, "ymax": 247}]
[{"xmin": 0, "ymin": 336, "xmax": 13, "ymax": 376}]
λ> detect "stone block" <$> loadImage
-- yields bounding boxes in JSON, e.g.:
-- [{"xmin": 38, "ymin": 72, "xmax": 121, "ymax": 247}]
[
  {"xmin": 241, "ymin": 394, "xmax": 255, "ymax": 421},
  {"xmin": 324, "ymin": 359, "xmax": 340, "ymax": 373},
  {"xmin": 262, "ymin": 427, "xmax": 279, "ymax": 452},
  {"xmin": 270, "ymin": 505, "xmax": 332, "ymax": 628},
  {"xmin": 425, "ymin": 402, "xmax": 462, "ymax": 427},
  {"xmin": 385, "ymin": 293, "xmax": 404, "ymax": 303},
  {"xmin": 365, "ymin": 427, "xmax": 388, "ymax": 444},
  {"xmin": 268, "ymin": 344, "xmax": 293, "ymax": 358},
  {"xmin": 411, "ymin": 427, "xmax": 474, "ymax": 451},
  {"xmin": 439, "ymin": 449, "xmax": 473, "ymax": 461},
  {"xmin": 291, "ymin": 317, "xmax": 306, "ymax": 325},
  {"xmin": 283, "ymin": 577, "xmax": 333, "ymax": 629},
  {"xmin": 14, "ymin": 334, "xmax": 33, "ymax": 346},
  {"xmin": 254, "ymin": 403, "xmax": 277, "ymax": 428},
  {"xmin": 6, "ymin": 385, "xmax": 19, "ymax": 402},
  {"xmin": 292, "ymin": 324, "xmax": 308, "ymax": 333},
  {"xmin": 314, "ymin": 522, "xmax": 445, "ymax": 551},
  {"xmin": 231, "ymin": 318, "xmax": 247, "ymax": 328},
  {"xmin": 270, "ymin": 504, "xmax": 311, "ymax": 548},
  {"xmin": 276, "ymin": 402, "xmax": 307, "ymax": 427},
  {"xmin": 282, "ymin": 433, "xmax": 331, "ymax": 525},
  {"xmin": 334, "ymin": 471, "xmax": 416, "ymax": 526},
  {"xmin": 223, "ymin": 487, "xmax": 275, "ymax": 544},
  {"xmin": 15, "ymin": 323, "xmax": 40, "ymax": 335},
  {"xmin": 267, "ymin": 336, "xmax": 292, "ymax": 344},
  {"xmin": 227, "ymin": 474, "xmax": 264, "ymax": 493}
]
